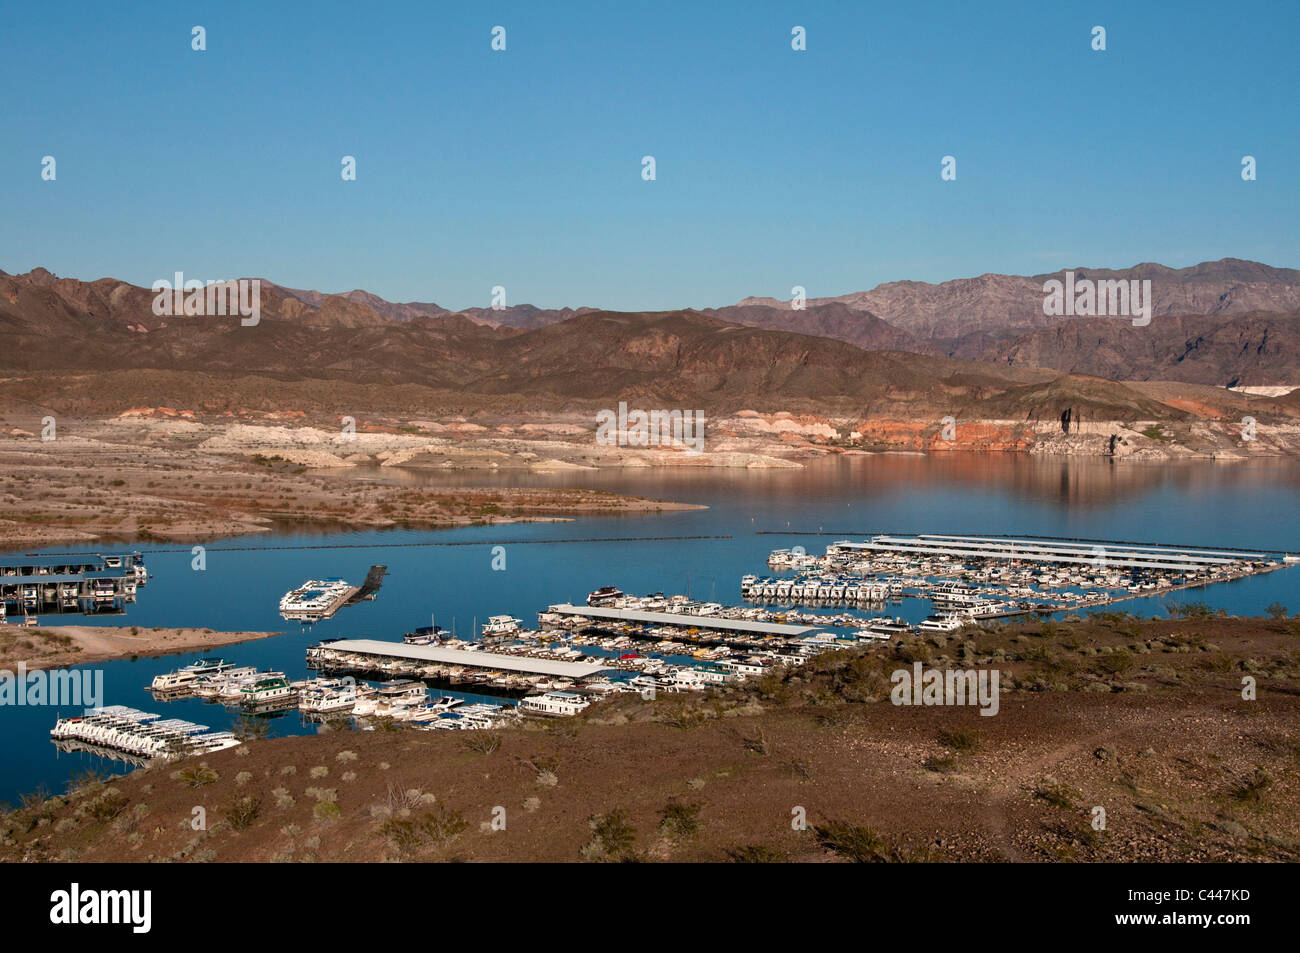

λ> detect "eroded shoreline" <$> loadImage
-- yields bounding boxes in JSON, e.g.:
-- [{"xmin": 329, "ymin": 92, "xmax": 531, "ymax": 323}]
[{"xmin": 0, "ymin": 625, "xmax": 280, "ymax": 673}]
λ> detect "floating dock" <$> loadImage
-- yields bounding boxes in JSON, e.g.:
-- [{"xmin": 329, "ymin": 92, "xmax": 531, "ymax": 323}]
[
  {"xmin": 280, "ymin": 565, "xmax": 386, "ymax": 622},
  {"xmin": 346, "ymin": 565, "xmax": 387, "ymax": 604},
  {"xmin": 751, "ymin": 533, "xmax": 1295, "ymax": 621},
  {"xmin": 0, "ymin": 553, "xmax": 147, "ymax": 618},
  {"xmin": 50, "ymin": 705, "xmax": 239, "ymax": 760},
  {"xmin": 836, "ymin": 535, "xmax": 1275, "ymax": 573}
]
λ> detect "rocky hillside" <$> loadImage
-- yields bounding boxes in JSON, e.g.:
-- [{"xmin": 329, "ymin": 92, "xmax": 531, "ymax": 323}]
[
  {"xmin": 4, "ymin": 262, "xmax": 1296, "ymax": 398},
  {"xmin": 5, "ymin": 615, "xmax": 1297, "ymax": 863},
  {"xmin": 947, "ymin": 311, "xmax": 1300, "ymax": 386},
  {"xmin": 4, "ymin": 269, "xmax": 1171, "ymax": 422},
  {"xmin": 735, "ymin": 259, "xmax": 1300, "ymax": 340}
]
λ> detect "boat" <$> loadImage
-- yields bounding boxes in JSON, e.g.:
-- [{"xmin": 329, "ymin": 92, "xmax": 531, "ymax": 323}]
[
  {"xmin": 917, "ymin": 613, "xmax": 964, "ymax": 632},
  {"xmin": 402, "ymin": 696, "xmax": 464, "ymax": 722},
  {"xmin": 520, "ymin": 691, "xmax": 592, "ymax": 712},
  {"xmin": 194, "ymin": 666, "xmax": 257, "ymax": 698},
  {"xmin": 278, "ymin": 578, "xmax": 355, "ymax": 621},
  {"xmin": 482, "ymin": 615, "xmax": 522, "ymax": 637},
  {"xmin": 353, "ymin": 679, "xmax": 427, "ymax": 716},
  {"xmin": 238, "ymin": 673, "xmax": 295, "ymax": 706},
  {"xmin": 858, "ymin": 617, "xmax": 912, "ymax": 639},
  {"xmin": 180, "ymin": 658, "xmax": 233, "ymax": 676},
  {"xmin": 299, "ymin": 679, "xmax": 358, "ymax": 713},
  {"xmin": 404, "ymin": 625, "xmax": 442, "ymax": 645},
  {"xmin": 586, "ymin": 586, "xmax": 624, "ymax": 607},
  {"xmin": 150, "ymin": 670, "xmax": 201, "ymax": 692}
]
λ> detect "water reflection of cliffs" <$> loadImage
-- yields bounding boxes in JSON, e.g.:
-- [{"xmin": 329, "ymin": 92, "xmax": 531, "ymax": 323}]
[
  {"xmin": 854, "ymin": 454, "xmax": 1300, "ymax": 511},
  {"xmin": 378, "ymin": 453, "xmax": 1300, "ymax": 513}
]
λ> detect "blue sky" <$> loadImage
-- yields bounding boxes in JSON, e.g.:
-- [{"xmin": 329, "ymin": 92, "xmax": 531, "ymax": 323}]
[{"xmin": 2, "ymin": 0, "xmax": 1296, "ymax": 310}]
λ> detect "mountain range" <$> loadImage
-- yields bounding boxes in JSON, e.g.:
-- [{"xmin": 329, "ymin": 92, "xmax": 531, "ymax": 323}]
[{"xmin": 0, "ymin": 260, "xmax": 1295, "ymax": 422}]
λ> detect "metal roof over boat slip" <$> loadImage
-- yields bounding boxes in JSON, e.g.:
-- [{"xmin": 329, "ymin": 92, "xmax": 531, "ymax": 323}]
[
  {"xmin": 548, "ymin": 604, "xmax": 823, "ymax": 636},
  {"xmin": 834, "ymin": 535, "xmax": 1271, "ymax": 572},
  {"xmin": 321, "ymin": 639, "xmax": 613, "ymax": 679}
]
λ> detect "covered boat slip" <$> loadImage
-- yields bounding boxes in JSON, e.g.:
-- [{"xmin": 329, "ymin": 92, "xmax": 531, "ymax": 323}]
[
  {"xmin": 545, "ymin": 604, "xmax": 825, "ymax": 638},
  {"xmin": 836, "ymin": 535, "xmax": 1281, "ymax": 573},
  {"xmin": 314, "ymin": 639, "xmax": 614, "ymax": 680},
  {"xmin": 1, "ymin": 555, "xmax": 146, "ymax": 616},
  {"xmin": 0, "ymin": 553, "xmax": 147, "ymax": 576}
]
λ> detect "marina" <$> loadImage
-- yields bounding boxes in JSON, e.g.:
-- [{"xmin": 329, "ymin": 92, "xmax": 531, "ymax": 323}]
[
  {"xmin": 11, "ymin": 455, "xmax": 1300, "ymax": 805},
  {"xmin": 0, "ymin": 553, "xmax": 148, "ymax": 620},
  {"xmin": 50, "ymin": 706, "xmax": 240, "ymax": 761},
  {"xmin": 41, "ymin": 528, "xmax": 1300, "ymax": 765},
  {"xmin": 744, "ymin": 533, "xmax": 1295, "ymax": 624}
]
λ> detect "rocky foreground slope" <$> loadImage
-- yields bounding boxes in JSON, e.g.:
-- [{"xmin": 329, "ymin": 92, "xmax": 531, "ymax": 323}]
[{"xmin": 5, "ymin": 615, "xmax": 1297, "ymax": 863}]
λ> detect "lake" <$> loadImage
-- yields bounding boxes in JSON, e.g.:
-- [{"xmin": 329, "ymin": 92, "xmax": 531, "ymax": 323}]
[{"xmin": 3, "ymin": 453, "xmax": 1298, "ymax": 804}]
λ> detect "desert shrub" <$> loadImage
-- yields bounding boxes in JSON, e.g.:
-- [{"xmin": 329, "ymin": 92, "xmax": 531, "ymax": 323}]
[
  {"xmin": 87, "ymin": 789, "xmax": 129, "ymax": 824},
  {"xmin": 939, "ymin": 726, "xmax": 980, "ymax": 754},
  {"xmin": 659, "ymin": 800, "xmax": 702, "ymax": 839},
  {"xmin": 583, "ymin": 809, "xmax": 638, "ymax": 861},
  {"xmin": 1228, "ymin": 769, "xmax": 1273, "ymax": 805},
  {"xmin": 223, "ymin": 796, "xmax": 261, "ymax": 831},
  {"xmin": 380, "ymin": 804, "xmax": 467, "ymax": 854},
  {"xmin": 462, "ymin": 733, "xmax": 502, "ymax": 755},
  {"xmin": 1097, "ymin": 650, "xmax": 1136, "ymax": 676},
  {"xmin": 1034, "ymin": 777, "xmax": 1079, "ymax": 810},
  {"xmin": 1167, "ymin": 600, "xmax": 1217, "ymax": 620},
  {"xmin": 171, "ymin": 763, "xmax": 219, "ymax": 788},
  {"xmin": 660, "ymin": 702, "xmax": 706, "ymax": 730},
  {"xmin": 65, "ymin": 768, "xmax": 108, "ymax": 796},
  {"xmin": 813, "ymin": 821, "xmax": 899, "ymax": 862}
]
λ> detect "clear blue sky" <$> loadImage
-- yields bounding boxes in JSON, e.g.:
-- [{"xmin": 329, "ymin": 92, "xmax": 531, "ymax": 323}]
[{"xmin": 2, "ymin": 0, "xmax": 1296, "ymax": 310}]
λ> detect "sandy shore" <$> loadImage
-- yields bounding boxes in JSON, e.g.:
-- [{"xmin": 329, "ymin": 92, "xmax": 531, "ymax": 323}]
[
  {"xmin": 0, "ymin": 416, "xmax": 707, "ymax": 547},
  {"xmin": 0, "ymin": 625, "xmax": 280, "ymax": 672},
  {"xmin": 1, "ymin": 406, "xmax": 1294, "ymax": 547}
]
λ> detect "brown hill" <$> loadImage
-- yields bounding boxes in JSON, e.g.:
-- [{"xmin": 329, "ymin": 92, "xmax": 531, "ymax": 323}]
[
  {"xmin": 744, "ymin": 258, "xmax": 1300, "ymax": 340},
  {"xmin": 8, "ymin": 615, "xmax": 1298, "ymax": 863},
  {"xmin": 702, "ymin": 302, "xmax": 918, "ymax": 352},
  {"xmin": 2, "ymin": 266, "xmax": 1292, "ymax": 416},
  {"xmin": 460, "ymin": 304, "xmax": 600, "ymax": 330},
  {"xmin": 0, "ymin": 268, "xmax": 1188, "ymax": 422},
  {"xmin": 945, "ymin": 311, "xmax": 1300, "ymax": 386}
]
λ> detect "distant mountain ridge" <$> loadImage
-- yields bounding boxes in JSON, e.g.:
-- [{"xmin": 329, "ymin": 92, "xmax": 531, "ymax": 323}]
[
  {"xmin": 733, "ymin": 258, "xmax": 1300, "ymax": 340},
  {"xmin": 0, "ymin": 269, "xmax": 1182, "ymax": 424},
  {"xmin": 3, "ymin": 258, "xmax": 1297, "ymax": 386}
]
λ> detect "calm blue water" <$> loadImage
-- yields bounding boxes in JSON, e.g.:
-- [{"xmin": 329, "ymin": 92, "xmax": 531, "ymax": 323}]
[{"xmin": 3, "ymin": 454, "xmax": 1299, "ymax": 803}]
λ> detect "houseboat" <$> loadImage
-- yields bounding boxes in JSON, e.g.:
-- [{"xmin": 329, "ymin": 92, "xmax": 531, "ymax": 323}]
[
  {"xmin": 519, "ymin": 691, "xmax": 590, "ymax": 717},
  {"xmin": 587, "ymin": 586, "xmax": 624, "ymax": 607}
]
